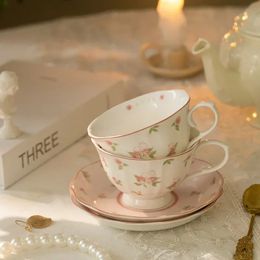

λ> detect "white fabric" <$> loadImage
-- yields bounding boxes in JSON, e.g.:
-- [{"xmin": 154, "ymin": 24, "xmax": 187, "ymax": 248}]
[{"xmin": 1, "ymin": 7, "xmax": 260, "ymax": 259}]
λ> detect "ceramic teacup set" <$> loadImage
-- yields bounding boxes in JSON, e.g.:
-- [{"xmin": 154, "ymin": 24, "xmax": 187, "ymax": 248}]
[{"xmin": 70, "ymin": 89, "xmax": 229, "ymax": 231}]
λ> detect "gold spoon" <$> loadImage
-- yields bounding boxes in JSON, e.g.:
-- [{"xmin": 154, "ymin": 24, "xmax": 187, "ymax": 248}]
[{"xmin": 234, "ymin": 184, "xmax": 260, "ymax": 260}]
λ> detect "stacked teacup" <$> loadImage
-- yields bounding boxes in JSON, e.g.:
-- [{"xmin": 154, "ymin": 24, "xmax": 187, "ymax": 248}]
[{"xmin": 88, "ymin": 90, "xmax": 229, "ymax": 211}]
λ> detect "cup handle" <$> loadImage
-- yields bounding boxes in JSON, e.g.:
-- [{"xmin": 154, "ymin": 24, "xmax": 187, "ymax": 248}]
[
  {"xmin": 186, "ymin": 140, "xmax": 229, "ymax": 179},
  {"xmin": 188, "ymin": 101, "xmax": 219, "ymax": 147}
]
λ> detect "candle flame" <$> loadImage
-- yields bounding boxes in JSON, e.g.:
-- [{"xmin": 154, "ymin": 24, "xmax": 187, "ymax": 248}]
[{"xmin": 157, "ymin": 0, "xmax": 184, "ymax": 17}]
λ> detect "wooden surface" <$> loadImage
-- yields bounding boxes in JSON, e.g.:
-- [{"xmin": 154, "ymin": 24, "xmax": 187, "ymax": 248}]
[{"xmin": 0, "ymin": 0, "xmax": 255, "ymax": 29}]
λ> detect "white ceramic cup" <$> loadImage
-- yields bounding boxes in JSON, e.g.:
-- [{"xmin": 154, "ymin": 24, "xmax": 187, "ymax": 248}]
[
  {"xmin": 88, "ymin": 90, "xmax": 218, "ymax": 159},
  {"xmin": 94, "ymin": 139, "xmax": 229, "ymax": 211}
]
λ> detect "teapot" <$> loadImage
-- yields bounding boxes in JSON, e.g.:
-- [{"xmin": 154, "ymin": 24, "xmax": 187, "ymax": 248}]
[{"xmin": 192, "ymin": 1, "xmax": 260, "ymax": 127}]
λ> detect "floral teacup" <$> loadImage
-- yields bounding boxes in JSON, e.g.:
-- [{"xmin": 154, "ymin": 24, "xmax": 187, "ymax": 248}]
[
  {"xmin": 88, "ymin": 90, "xmax": 218, "ymax": 159},
  {"xmin": 94, "ymin": 139, "xmax": 229, "ymax": 211}
]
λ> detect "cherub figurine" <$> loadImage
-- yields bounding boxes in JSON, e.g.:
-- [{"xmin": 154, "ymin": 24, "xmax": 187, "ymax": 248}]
[{"xmin": 0, "ymin": 71, "xmax": 22, "ymax": 139}]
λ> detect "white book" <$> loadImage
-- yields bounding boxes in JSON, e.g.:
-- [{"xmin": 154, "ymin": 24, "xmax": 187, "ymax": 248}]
[{"xmin": 0, "ymin": 61, "xmax": 129, "ymax": 189}]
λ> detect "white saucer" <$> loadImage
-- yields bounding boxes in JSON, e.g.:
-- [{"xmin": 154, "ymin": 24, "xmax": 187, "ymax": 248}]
[{"xmin": 70, "ymin": 159, "xmax": 224, "ymax": 222}]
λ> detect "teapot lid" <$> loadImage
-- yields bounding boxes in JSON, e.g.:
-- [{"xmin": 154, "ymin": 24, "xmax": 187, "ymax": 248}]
[{"xmin": 236, "ymin": 1, "xmax": 260, "ymax": 37}]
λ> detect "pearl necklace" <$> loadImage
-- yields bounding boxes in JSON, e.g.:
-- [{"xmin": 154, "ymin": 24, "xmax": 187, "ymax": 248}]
[{"xmin": 0, "ymin": 233, "xmax": 112, "ymax": 259}]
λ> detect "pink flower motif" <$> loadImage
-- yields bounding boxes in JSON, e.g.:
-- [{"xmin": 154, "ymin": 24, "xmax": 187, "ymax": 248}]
[
  {"xmin": 115, "ymin": 159, "xmax": 128, "ymax": 170},
  {"xmin": 134, "ymin": 173, "xmax": 160, "ymax": 187},
  {"xmin": 176, "ymin": 116, "xmax": 181, "ymax": 124},
  {"xmin": 160, "ymin": 95, "xmax": 164, "ymax": 100},
  {"xmin": 135, "ymin": 175, "xmax": 146, "ymax": 183},
  {"xmin": 115, "ymin": 159, "xmax": 122, "ymax": 164},
  {"xmin": 79, "ymin": 187, "xmax": 88, "ymax": 195},
  {"xmin": 130, "ymin": 151, "xmax": 142, "ymax": 159},
  {"xmin": 167, "ymin": 143, "xmax": 177, "ymax": 157},
  {"xmin": 147, "ymin": 176, "xmax": 159, "ymax": 184},
  {"xmin": 112, "ymin": 177, "xmax": 122, "ymax": 186},
  {"xmin": 171, "ymin": 116, "xmax": 181, "ymax": 131},
  {"xmin": 104, "ymin": 140, "xmax": 117, "ymax": 151},
  {"xmin": 129, "ymin": 143, "xmax": 156, "ymax": 159},
  {"xmin": 126, "ymin": 104, "xmax": 132, "ymax": 110}
]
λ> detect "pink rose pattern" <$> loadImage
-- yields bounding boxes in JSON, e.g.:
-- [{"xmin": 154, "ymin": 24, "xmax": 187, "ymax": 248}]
[
  {"xmin": 105, "ymin": 140, "xmax": 118, "ymax": 152},
  {"xmin": 115, "ymin": 159, "xmax": 128, "ymax": 170},
  {"xmin": 134, "ymin": 174, "xmax": 161, "ymax": 188},
  {"xmin": 171, "ymin": 116, "xmax": 181, "ymax": 131},
  {"xmin": 126, "ymin": 104, "xmax": 132, "ymax": 110},
  {"xmin": 160, "ymin": 94, "xmax": 164, "ymax": 100},
  {"xmin": 79, "ymin": 187, "xmax": 88, "ymax": 195},
  {"xmin": 167, "ymin": 143, "xmax": 178, "ymax": 157},
  {"xmin": 129, "ymin": 143, "xmax": 156, "ymax": 159},
  {"xmin": 112, "ymin": 176, "xmax": 122, "ymax": 186}
]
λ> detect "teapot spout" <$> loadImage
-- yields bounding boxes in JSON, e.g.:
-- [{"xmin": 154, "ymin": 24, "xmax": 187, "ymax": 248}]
[{"xmin": 192, "ymin": 38, "xmax": 253, "ymax": 107}]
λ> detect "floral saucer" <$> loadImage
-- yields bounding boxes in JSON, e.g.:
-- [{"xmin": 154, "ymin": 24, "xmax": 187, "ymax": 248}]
[
  {"xmin": 71, "ymin": 194, "xmax": 221, "ymax": 231},
  {"xmin": 69, "ymin": 159, "xmax": 224, "ymax": 222}
]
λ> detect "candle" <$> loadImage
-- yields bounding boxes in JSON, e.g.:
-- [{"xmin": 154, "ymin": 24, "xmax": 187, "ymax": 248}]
[{"xmin": 157, "ymin": 0, "xmax": 187, "ymax": 50}]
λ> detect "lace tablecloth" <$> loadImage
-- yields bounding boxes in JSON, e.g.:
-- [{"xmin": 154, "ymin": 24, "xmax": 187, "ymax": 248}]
[{"xmin": 1, "ymin": 7, "xmax": 260, "ymax": 260}]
